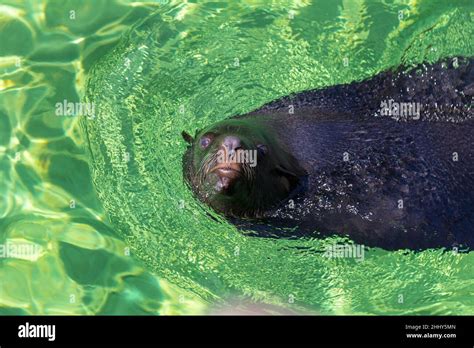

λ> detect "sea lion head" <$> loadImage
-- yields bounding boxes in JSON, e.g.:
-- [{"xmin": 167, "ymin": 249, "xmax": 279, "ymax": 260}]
[{"xmin": 182, "ymin": 118, "xmax": 307, "ymax": 218}]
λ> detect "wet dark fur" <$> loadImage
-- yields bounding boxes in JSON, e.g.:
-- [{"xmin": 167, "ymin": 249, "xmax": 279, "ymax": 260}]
[{"xmin": 183, "ymin": 57, "xmax": 473, "ymax": 250}]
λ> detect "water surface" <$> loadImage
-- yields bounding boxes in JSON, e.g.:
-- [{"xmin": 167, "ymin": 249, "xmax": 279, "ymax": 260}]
[{"xmin": 1, "ymin": 0, "xmax": 473, "ymax": 315}]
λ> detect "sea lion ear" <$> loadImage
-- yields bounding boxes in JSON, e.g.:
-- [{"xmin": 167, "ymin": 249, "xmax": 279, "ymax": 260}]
[
  {"xmin": 275, "ymin": 161, "xmax": 308, "ymax": 178},
  {"xmin": 274, "ymin": 162, "xmax": 307, "ymax": 188},
  {"xmin": 181, "ymin": 131, "xmax": 194, "ymax": 144},
  {"xmin": 275, "ymin": 165, "xmax": 299, "ymax": 180}
]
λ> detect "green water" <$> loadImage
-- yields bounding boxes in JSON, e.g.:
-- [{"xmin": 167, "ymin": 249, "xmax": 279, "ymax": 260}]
[{"xmin": 1, "ymin": 0, "xmax": 474, "ymax": 315}]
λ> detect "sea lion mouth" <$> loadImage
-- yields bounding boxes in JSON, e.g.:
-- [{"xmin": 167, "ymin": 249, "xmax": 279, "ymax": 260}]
[
  {"xmin": 208, "ymin": 162, "xmax": 242, "ymax": 192},
  {"xmin": 209, "ymin": 162, "xmax": 241, "ymax": 177}
]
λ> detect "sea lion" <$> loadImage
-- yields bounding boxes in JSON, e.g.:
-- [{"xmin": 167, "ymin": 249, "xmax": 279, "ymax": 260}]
[{"xmin": 182, "ymin": 57, "xmax": 474, "ymax": 250}]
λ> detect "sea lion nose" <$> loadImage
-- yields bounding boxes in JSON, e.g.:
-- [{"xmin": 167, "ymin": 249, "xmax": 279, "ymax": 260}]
[{"xmin": 222, "ymin": 136, "xmax": 242, "ymax": 155}]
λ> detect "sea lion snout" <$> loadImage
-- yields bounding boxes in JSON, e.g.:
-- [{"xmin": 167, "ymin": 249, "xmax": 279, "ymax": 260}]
[
  {"xmin": 221, "ymin": 135, "xmax": 242, "ymax": 154},
  {"xmin": 210, "ymin": 136, "xmax": 244, "ymax": 193}
]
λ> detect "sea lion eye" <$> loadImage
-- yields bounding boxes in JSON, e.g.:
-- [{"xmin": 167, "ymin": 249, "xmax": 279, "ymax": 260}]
[
  {"xmin": 257, "ymin": 144, "xmax": 268, "ymax": 155},
  {"xmin": 200, "ymin": 135, "xmax": 212, "ymax": 149}
]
